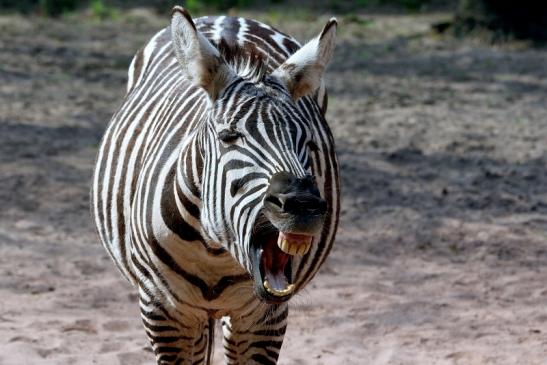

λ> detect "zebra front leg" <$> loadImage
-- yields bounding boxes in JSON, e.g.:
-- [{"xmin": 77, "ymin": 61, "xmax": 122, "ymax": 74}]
[
  {"xmin": 223, "ymin": 303, "xmax": 288, "ymax": 365},
  {"xmin": 139, "ymin": 291, "xmax": 213, "ymax": 365}
]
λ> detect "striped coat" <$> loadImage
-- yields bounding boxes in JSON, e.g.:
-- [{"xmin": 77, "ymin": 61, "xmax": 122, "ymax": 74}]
[{"xmin": 92, "ymin": 7, "xmax": 339, "ymax": 365}]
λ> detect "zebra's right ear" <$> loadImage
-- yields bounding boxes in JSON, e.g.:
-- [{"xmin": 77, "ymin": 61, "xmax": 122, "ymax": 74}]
[{"xmin": 171, "ymin": 7, "xmax": 235, "ymax": 100}]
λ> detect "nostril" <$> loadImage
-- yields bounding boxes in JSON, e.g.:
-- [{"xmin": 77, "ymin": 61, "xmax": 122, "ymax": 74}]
[
  {"xmin": 284, "ymin": 196, "xmax": 327, "ymax": 216},
  {"xmin": 304, "ymin": 198, "xmax": 327, "ymax": 215},
  {"xmin": 265, "ymin": 194, "xmax": 283, "ymax": 209},
  {"xmin": 316, "ymin": 199, "xmax": 327, "ymax": 214}
]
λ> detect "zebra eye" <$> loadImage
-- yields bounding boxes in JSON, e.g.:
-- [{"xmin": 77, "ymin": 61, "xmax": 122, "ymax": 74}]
[
  {"xmin": 307, "ymin": 140, "xmax": 319, "ymax": 152},
  {"xmin": 218, "ymin": 129, "xmax": 242, "ymax": 143}
]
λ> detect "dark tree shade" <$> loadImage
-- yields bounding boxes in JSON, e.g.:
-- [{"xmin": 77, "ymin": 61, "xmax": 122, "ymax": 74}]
[
  {"xmin": 455, "ymin": 0, "xmax": 547, "ymax": 41},
  {"xmin": 0, "ymin": 0, "xmax": 79, "ymax": 16}
]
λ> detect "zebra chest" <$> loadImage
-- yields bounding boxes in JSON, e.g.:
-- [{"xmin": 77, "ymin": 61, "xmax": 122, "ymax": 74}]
[{"xmin": 133, "ymin": 217, "xmax": 254, "ymax": 308}]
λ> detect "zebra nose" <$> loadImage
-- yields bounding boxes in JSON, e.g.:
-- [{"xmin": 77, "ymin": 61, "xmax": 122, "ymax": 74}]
[{"xmin": 265, "ymin": 172, "xmax": 327, "ymax": 216}]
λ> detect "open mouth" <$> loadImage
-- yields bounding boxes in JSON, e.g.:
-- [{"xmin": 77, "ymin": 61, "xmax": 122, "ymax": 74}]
[{"xmin": 250, "ymin": 216, "xmax": 314, "ymax": 302}]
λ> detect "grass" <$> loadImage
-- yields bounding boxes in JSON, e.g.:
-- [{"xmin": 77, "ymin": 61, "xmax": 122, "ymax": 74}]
[{"xmin": 89, "ymin": 0, "xmax": 119, "ymax": 20}]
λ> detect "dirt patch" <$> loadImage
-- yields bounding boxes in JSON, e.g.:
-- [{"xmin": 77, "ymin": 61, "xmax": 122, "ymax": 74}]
[{"xmin": 0, "ymin": 9, "xmax": 546, "ymax": 365}]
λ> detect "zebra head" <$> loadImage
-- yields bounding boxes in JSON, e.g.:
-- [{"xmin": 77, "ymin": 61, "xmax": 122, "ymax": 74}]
[{"xmin": 171, "ymin": 8, "xmax": 337, "ymax": 303}]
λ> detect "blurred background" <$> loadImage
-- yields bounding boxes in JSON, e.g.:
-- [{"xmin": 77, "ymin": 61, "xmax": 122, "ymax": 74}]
[{"xmin": 0, "ymin": 1, "xmax": 546, "ymax": 364}]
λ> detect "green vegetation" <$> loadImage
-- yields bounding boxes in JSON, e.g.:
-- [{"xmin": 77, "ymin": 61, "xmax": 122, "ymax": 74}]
[
  {"xmin": 0, "ymin": 0, "xmax": 78, "ymax": 16},
  {"xmin": 448, "ymin": 243, "xmax": 461, "ymax": 255},
  {"xmin": 0, "ymin": 0, "xmax": 434, "ymax": 17},
  {"xmin": 90, "ymin": 0, "xmax": 119, "ymax": 20},
  {"xmin": 0, "ymin": 0, "xmax": 79, "ymax": 16},
  {"xmin": 39, "ymin": 0, "xmax": 78, "ymax": 16},
  {"xmin": 325, "ymin": 0, "xmax": 433, "ymax": 12}
]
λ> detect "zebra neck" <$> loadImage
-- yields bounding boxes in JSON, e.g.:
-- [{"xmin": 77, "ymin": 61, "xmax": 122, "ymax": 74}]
[{"xmin": 174, "ymin": 129, "xmax": 204, "ymax": 223}]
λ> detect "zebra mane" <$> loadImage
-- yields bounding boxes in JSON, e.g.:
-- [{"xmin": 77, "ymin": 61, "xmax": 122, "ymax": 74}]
[{"xmin": 215, "ymin": 39, "xmax": 271, "ymax": 83}]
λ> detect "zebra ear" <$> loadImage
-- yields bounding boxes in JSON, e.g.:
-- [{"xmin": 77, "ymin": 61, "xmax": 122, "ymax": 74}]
[
  {"xmin": 272, "ymin": 18, "xmax": 337, "ymax": 100},
  {"xmin": 171, "ymin": 6, "xmax": 235, "ymax": 100}
]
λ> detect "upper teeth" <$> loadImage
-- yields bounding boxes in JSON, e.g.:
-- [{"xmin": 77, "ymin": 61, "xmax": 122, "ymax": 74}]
[{"xmin": 277, "ymin": 236, "xmax": 312, "ymax": 256}]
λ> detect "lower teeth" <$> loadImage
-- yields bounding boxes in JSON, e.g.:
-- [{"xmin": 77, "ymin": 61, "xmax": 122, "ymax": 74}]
[{"xmin": 263, "ymin": 280, "xmax": 295, "ymax": 297}]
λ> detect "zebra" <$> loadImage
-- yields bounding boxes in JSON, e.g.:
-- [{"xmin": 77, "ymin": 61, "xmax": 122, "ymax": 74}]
[{"xmin": 91, "ymin": 6, "xmax": 340, "ymax": 364}]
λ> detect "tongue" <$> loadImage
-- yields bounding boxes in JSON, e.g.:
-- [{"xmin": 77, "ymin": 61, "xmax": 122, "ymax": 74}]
[
  {"xmin": 265, "ymin": 269, "xmax": 289, "ymax": 291},
  {"xmin": 262, "ymin": 235, "xmax": 290, "ymax": 290}
]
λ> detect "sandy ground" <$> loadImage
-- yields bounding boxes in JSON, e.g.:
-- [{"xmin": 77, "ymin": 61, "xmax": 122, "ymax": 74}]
[{"xmin": 1, "ymin": 8, "xmax": 547, "ymax": 365}]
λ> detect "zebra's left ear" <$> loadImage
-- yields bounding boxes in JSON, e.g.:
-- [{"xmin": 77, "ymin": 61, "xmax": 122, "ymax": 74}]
[
  {"xmin": 272, "ymin": 18, "xmax": 337, "ymax": 100},
  {"xmin": 171, "ymin": 6, "xmax": 235, "ymax": 100}
]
